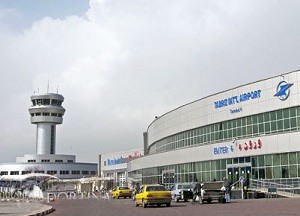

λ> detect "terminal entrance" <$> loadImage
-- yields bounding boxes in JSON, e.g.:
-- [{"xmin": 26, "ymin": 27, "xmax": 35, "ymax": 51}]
[
  {"xmin": 162, "ymin": 170, "xmax": 175, "ymax": 188},
  {"xmin": 227, "ymin": 165, "xmax": 251, "ymax": 186}
]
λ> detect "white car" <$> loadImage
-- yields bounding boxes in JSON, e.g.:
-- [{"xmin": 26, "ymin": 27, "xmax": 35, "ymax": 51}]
[{"xmin": 170, "ymin": 183, "xmax": 193, "ymax": 202}]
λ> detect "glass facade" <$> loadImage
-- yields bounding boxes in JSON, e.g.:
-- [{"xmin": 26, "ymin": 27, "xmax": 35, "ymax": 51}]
[
  {"xmin": 132, "ymin": 152, "xmax": 300, "ymax": 187},
  {"xmin": 129, "ymin": 106, "xmax": 300, "ymax": 186},
  {"xmin": 149, "ymin": 106, "xmax": 300, "ymax": 154}
]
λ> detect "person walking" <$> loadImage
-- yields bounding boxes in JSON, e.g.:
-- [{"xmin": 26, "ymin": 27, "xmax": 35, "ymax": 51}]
[
  {"xmin": 192, "ymin": 180, "xmax": 202, "ymax": 204},
  {"xmin": 223, "ymin": 177, "xmax": 231, "ymax": 203}
]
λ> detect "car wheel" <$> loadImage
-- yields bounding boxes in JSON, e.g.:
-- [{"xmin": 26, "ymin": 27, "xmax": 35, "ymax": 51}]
[
  {"xmin": 117, "ymin": 196, "xmax": 119, "ymax": 199},
  {"xmin": 142, "ymin": 200, "xmax": 147, "ymax": 208},
  {"xmin": 135, "ymin": 201, "xmax": 139, "ymax": 207},
  {"xmin": 175, "ymin": 197, "xmax": 179, "ymax": 203},
  {"xmin": 166, "ymin": 203, "xmax": 171, "ymax": 207}
]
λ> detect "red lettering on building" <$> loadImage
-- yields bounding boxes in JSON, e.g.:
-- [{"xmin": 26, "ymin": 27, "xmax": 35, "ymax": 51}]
[{"xmin": 238, "ymin": 139, "xmax": 262, "ymax": 151}]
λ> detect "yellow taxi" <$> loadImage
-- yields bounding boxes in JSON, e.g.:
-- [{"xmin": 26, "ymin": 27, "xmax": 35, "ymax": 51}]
[
  {"xmin": 111, "ymin": 186, "xmax": 132, "ymax": 199},
  {"xmin": 135, "ymin": 184, "xmax": 172, "ymax": 208}
]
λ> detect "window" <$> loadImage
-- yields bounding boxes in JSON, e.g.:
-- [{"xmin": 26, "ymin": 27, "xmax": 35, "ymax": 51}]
[
  {"xmin": 289, "ymin": 153, "xmax": 297, "ymax": 165},
  {"xmin": 51, "ymin": 99, "xmax": 58, "ymax": 105},
  {"xmin": 290, "ymin": 165, "xmax": 297, "ymax": 178},
  {"xmin": 270, "ymin": 111, "xmax": 276, "ymax": 121},
  {"xmin": 277, "ymin": 120, "xmax": 284, "ymax": 131},
  {"xmin": 273, "ymin": 154, "xmax": 281, "ymax": 166},
  {"xmin": 291, "ymin": 118, "xmax": 297, "ymax": 129},
  {"xmin": 10, "ymin": 171, "xmax": 19, "ymax": 175},
  {"xmin": 43, "ymin": 99, "xmax": 50, "ymax": 105},
  {"xmin": 60, "ymin": 170, "xmax": 69, "ymax": 175},
  {"xmin": 264, "ymin": 113, "xmax": 270, "ymax": 122},
  {"xmin": 22, "ymin": 171, "xmax": 31, "ymax": 174},
  {"xmin": 72, "ymin": 170, "xmax": 80, "ymax": 175},
  {"xmin": 28, "ymin": 160, "xmax": 36, "ymax": 163},
  {"xmin": 47, "ymin": 170, "xmax": 57, "ymax": 175},
  {"xmin": 34, "ymin": 170, "xmax": 44, "ymax": 173},
  {"xmin": 148, "ymin": 106, "xmax": 300, "ymax": 154},
  {"xmin": 257, "ymin": 155, "xmax": 264, "ymax": 167},
  {"xmin": 82, "ymin": 171, "xmax": 89, "ymax": 175},
  {"xmin": 41, "ymin": 159, "xmax": 50, "ymax": 162},
  {"xmin": 265, "ymin": 155, "xmax": 272, "ymax": 166},
  {"xmin": 290, "ymin": 107, "xmax": 297, "ymax": 117},
  {"xmin": 283, "ymin": 109, "xmax": 289, "ymax": 118},
  {"xmin": 55, "ymin": 160, "xmax": 63, "ymax": 163},
  {"xmin": 281, "ymin": 154, "xmax": 288, "ymax": 166},
  {"xmin": 265, "ymin": 122, "xmax": 271, "ymax": 133},
  {"xmin": 233, "ymin": 158, "xmax": 238, "ymax": 164},
  {"xmin": 67, "ymin": 160, "xmax": 74, "ymax": 163}
]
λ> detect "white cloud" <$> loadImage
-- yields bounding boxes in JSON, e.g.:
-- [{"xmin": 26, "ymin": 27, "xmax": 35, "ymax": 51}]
[{"xmin": 0, "ymin": 0, "xmax": 300, "ymax": 162}]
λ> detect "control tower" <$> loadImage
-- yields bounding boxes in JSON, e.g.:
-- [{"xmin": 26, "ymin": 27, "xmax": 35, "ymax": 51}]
[{"xmin": 28, "ymin": 93, "xmax": 66, "ymax": 155}]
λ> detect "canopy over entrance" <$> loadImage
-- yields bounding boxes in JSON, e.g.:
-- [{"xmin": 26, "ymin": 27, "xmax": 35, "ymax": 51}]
[{"xmin": 0, "ymin": 173, "xmax": 59, "ymax": 181}]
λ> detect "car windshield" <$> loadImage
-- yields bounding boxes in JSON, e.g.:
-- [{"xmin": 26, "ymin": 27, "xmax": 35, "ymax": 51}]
[
  {"xmin": 146, "ymin": 186, "xmax": 167, "ymax": 191},
  {"xmin": 178, "ymin": 184, "xmax": 192, "ymax": 189},
  {"xmin": 119, "ymin": 187, "xmax": 129, "ymax": 190},
  {"xmin": 182, "ymin": 184, "xmax": 192, "ymax": 189}
]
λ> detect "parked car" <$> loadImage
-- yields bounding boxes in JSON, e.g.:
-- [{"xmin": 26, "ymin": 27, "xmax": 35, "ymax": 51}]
[
  {"xmin": 199, "ymin": 181, "xmax": 226, "ymax": 204},
  {"xmin": 135, "ymin": 184, "xmax": 172, "ymax": 208},
  {"xmin": 111, "ymin": 186, "xmax": 132, "ymax": 199},
  {"xmin": 170, "ymin": 183, "xmax": 193, "ymax": 202}
]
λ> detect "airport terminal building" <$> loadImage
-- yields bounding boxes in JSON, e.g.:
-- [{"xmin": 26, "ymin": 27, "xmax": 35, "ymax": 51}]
[
  {"xmin": 99, "ymin": 147, "xmax": 143, "ymax": 187},
  {"xmin": 129, "ymin": 69, "xmax": 300, "ymax": 187}
]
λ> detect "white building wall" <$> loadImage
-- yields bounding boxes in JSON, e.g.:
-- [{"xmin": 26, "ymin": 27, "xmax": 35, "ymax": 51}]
[
  {"xmin": 147, "ymin": 71, "xmax": 300, "ymax": 147},
  {"xmin": 0, "ymin": 162, "xmax": 97, "ymax": 179},
  {"xmin": 99, "ymin": 147, "xmax": 143, "ymax": 186},
  {"xmin": 100, "ymin": 147, "xmax": 143, "ymax": 172},
  {"xmin": 129, "ymin": 131, "xmax": 300, "ymax": 172}
]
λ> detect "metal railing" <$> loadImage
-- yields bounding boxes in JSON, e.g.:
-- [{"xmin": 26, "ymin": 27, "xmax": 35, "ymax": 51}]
[{"xmin": 249, "ymin": 178, "xmax": 300, "ymax": 198}]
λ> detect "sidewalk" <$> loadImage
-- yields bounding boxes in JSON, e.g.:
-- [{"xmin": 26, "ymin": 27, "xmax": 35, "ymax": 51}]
[{"xmin": 0, "ymin": 200, "xmax": 53, "ymax": 216}]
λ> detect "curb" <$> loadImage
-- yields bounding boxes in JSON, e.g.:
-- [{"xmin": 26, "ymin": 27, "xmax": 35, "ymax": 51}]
[{"xmin": 28, "ymin": 206, "xmax": 54, "ymax": 216}]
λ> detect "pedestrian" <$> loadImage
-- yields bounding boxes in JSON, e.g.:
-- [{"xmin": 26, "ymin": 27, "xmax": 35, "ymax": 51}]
[
  {"xmin": 223, "ymin": 177, "xmax": 231, "ymax": 203},
  {"xmin": 243, "ymin": 179, "xmax": 248, "ymax": 199},
  {"xmin": 192, "ymin": 180, "xmax": 202, "ymax": 203}
]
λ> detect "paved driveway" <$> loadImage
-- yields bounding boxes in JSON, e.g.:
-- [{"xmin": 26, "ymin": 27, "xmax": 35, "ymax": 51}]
[{"xmin": 50, "ymin": 197, "xmax": 300, "ymax": 216}]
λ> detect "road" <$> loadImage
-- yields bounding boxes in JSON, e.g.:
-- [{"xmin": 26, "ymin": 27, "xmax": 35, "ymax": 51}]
[{"xmin": 50, "ymin": 197, "xmax": 300, "ymax": 216}]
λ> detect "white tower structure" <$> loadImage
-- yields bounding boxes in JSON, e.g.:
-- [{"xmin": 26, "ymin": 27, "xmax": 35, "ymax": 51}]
[
  {"xmin": 0, "ymin": 91, "xmax": 97, "ymax": 179},
  {"xmin": 28, "ymin": 93, "xmax": 66, "ymax": 155}
]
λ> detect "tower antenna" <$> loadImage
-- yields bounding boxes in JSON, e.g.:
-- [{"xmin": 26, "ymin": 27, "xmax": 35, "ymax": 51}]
[
  {"xmin": 47, "ymin": 80, "xmax": 50, "ymax": 93},
  {"xmin": 56, "ymin": 85, "xmax": 59, "ymax": 93}
]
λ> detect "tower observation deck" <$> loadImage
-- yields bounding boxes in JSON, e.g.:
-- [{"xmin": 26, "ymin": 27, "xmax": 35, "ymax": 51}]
[{"xmin": 28, "ymin": 93, "xmax": 66, "ymax": 155}]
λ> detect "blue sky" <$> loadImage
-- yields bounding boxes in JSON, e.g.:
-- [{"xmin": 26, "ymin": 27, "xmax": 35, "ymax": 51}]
[
  {"xmin": 0, "ymin": 0, "xmax": 89, "ymax": 31},
  {"xmin": 0, "ymin": 0, "xmax": 300, "ymax": 163},
  {"xmin": 0, "ymin": 0, "xmax": 89, "ymax": 18}
]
